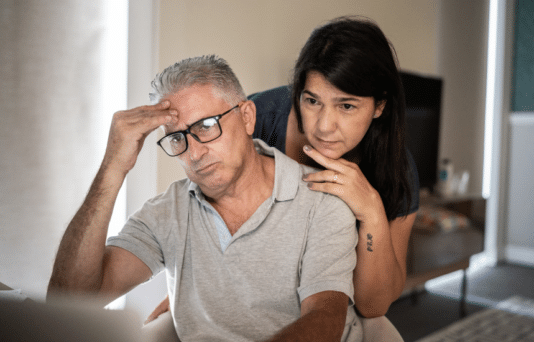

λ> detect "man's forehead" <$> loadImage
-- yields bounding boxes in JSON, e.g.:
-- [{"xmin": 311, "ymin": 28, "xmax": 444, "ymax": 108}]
[{"xmin": 162, "ymin": 85, "xmax": 228, "ymax": 132}]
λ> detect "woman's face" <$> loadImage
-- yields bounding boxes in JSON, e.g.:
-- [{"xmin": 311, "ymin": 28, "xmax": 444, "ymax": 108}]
[{"xmin": 299, "ymin": 71, "xmax": 385, "ymax": 160}]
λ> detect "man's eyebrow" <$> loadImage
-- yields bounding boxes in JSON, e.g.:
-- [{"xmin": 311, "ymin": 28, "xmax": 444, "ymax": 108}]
[{"xmin": 164, "ymin": 113, "xmax": 214, "ymax": 135}]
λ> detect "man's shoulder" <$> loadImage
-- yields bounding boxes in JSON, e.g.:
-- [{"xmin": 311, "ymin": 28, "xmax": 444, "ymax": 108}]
[
  {"xmin": 133, "ymin": 178, "xmax": 191, "ymax": 217},
  {"xmin": 295, "ymin": 164, "xmax": 355, "ymax": 221}
]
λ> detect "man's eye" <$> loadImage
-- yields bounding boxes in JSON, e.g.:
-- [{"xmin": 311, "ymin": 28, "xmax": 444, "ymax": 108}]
[
  {"xmin": 170, "ymin": 134, "xmax": 185, "ymax": 143},
  {"xmin": 199, "ymin": 118, "xmax": 217, "ymax": 130},
  {"xmin": 342, "ymin": 104, "xmax": 355, "ymax": 110}
]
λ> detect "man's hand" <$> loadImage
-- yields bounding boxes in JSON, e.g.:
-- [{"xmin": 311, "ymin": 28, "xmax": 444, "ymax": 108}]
[
  {"xmin": 47, "ymin": 101, "xmax": 176, "ymax": 302},
  {"xmin": 266, "ymin": 291, "xmax": 348, "ymax": 342},
  {"xmin": 102, "ymin": 101, "xmax": 178, "ymax": 176},
  {"xmin": 144, "ymin": 295, "xmax": 171, "ymax": 325}
]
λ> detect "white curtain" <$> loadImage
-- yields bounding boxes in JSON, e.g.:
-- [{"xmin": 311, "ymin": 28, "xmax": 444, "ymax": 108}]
[{"xmin": 0, "ymin": 0, "xmax": 127, "ymax": 300}]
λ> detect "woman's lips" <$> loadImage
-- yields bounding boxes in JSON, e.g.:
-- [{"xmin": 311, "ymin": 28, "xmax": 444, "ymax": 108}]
[{"xmin": 314, "ymin": 137, "xmax": 340, "ymax": 148}]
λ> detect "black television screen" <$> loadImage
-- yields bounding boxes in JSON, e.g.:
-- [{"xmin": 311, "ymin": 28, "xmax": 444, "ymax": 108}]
[{"xmin": 401, "ymin": 71, "xmax": 443, "ymax": 192}]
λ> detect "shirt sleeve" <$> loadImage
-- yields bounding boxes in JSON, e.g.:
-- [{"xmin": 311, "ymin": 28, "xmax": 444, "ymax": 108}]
[
  {"xmin": 297, "ymin": 193, "xmax": 357, "ymax": 305},
  {"xmin": 106, "ymin": 198, "xmax": 166, "ymax": 278}
]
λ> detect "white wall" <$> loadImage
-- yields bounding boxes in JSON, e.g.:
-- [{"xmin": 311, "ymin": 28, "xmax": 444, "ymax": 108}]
[
  {"xmin": 505, "ymin": 114, "xmax": 534, "ymax": 265},
  {"xmin": 437, "ymin": 0, "xmax": 489, "ymax": 196},
  {"xmin": 0, "ymin": 1, "xmax": 127, "ymax": 300}
]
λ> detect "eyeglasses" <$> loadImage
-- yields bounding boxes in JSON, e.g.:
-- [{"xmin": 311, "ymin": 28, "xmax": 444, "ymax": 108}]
[{"xmin": 157, "ymin": 104, "xmax": 239, "ymax": 156}]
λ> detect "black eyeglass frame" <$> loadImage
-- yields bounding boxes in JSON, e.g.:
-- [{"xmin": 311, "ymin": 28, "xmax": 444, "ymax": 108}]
[{"xmin": 157, "ymin": 104, "xmax": 240, "ymax": 157}]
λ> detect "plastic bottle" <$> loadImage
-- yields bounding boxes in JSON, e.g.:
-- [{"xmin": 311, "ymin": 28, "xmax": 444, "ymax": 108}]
[{"xmin": 438, "ymin": 158, "xmax": 454, "ymax": 196}]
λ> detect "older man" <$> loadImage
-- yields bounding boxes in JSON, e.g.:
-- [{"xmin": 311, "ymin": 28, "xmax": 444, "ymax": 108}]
[{"xmin": 48, "ymin": 56, "xmax": 360, "ymax": 341}]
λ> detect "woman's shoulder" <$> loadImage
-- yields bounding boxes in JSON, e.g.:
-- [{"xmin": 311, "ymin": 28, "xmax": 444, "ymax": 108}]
[
  {"xmin": 248, "ymin": 86, "xmax": 293, "ymax": 152},
  {"xmin": 248, "ymin": 85, "xmax": 292, "ymax": 119},
  {"xmin": 248, "ymin": 85, "xmax": 291, "ymax": 105}
]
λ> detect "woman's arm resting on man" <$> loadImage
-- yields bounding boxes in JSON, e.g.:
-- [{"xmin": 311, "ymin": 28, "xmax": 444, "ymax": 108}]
[{"xmin": 302, "ymin": 145, "xmax": 416, "ymax": 317}]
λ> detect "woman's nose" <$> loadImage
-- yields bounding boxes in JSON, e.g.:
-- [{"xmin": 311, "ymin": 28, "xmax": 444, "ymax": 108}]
[{"xmin": 316, "ymin": 107, "xmax": 337, "ymax": 133}]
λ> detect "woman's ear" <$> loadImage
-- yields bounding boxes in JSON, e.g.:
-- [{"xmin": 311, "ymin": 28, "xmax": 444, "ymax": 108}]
[
  {"xmin": 240, "ymin": 100, "xmax": 256, "ymax": 135},
  {"xmin": 373, "ymin": 99, "xmax": 386, "ymax": 118}
]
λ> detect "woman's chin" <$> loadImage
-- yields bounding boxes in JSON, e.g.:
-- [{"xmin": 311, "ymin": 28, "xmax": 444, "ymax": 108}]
[{"xmin": 313, "ymin": 146, "xmax": 345, "ymax": 160}]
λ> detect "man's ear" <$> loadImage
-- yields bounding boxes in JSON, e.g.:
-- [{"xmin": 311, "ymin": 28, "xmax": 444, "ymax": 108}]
[{"xmin": 240, "ymin": 100, "xmax": 256, "ymax": 136}]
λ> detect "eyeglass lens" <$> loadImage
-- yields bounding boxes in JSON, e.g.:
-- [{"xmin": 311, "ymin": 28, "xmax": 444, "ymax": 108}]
[{"xmin": 159, "ymin": 117, "xmax": 222, "ymax": 156}]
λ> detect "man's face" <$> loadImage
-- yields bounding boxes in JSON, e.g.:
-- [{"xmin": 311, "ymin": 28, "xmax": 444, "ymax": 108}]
[{"xmin": 163, "ymin": 84, "xmax": 253, "ymax": 194}]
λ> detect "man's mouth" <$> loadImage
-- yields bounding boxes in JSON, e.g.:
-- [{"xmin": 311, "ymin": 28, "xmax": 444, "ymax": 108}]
[{"xmin": 192, "ymin": 162, "xmax": 217, "ymax": 174}]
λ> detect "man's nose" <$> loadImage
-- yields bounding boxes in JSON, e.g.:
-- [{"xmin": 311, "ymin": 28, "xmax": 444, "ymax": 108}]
[{"xmin": 186, "ymin": 135, "xmax": 209, "ymax": 161}]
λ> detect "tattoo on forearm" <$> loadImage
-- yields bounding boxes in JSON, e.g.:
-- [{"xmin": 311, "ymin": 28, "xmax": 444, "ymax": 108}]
[{"xmin": 366, "ymin": 233, "xmax": 373, "ymax": 252}]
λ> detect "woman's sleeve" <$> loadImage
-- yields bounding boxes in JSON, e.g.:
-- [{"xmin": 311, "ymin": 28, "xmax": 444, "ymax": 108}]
[
  {"xmin": 399, "ymin": 150, "xmax": 420, "ymax": 217},
  {"xmin": 249, "ymin": 86, "xmax": 292, "ymax": 153}
]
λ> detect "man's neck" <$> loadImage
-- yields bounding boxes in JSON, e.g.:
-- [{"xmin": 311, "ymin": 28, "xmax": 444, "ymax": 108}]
[{"xmin": 204, "ymin": 147, "xmax": 275, "ymax": 235}]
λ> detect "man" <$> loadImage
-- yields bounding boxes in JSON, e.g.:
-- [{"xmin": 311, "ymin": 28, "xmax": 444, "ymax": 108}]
[{"xmin": 48, "ymin": 55, "xmax": 361, "ymax": 341}]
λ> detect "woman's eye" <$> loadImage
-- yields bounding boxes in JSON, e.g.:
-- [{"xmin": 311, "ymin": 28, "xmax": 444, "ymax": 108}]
[
  {"xmin": 305, "ymin": 97, "xmax": 318, "ymax": 105},
  {"xmin": 342, "ymin": 103, "xmax": 355, "ymax": 110}
]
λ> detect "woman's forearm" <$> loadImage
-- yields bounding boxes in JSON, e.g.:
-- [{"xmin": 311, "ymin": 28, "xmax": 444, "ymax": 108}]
[
  {"xmin": 352, "ymin": 209, "xmax": 415, "ymax": 317},
  {"xmin": 352, "ymin": 215, "xmax": 403, "ymax": 317}
]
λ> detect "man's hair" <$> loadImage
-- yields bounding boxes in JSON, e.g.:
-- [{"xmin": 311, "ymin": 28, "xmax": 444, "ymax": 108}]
[{"xmin": 149, "ymin": 55, "xmax": 246, "ymax": 105}]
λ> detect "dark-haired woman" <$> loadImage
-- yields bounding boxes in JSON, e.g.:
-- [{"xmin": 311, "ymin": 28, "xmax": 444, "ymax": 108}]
[{"xmin": 146, "ymin": 16, "xmax": 419, "ymax": 324}]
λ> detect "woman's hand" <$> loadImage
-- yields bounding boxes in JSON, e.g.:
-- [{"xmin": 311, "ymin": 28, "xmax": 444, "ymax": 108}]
[
  {"xmin": 302, "ymin": 145, "xmax": 384, "ymax": 223},
  {"xmin": 302, "ymin": 144, "xmax": 415, "ymax": 317},
  {"xmin": 144, "ymin": 295, "xmax": 171, "ymax": 325}
]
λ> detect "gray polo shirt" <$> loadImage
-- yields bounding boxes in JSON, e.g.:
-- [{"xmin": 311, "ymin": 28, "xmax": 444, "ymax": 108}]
[{"xmin": 107, "ymin": 139, "xmax": 360, "ymax": 341}]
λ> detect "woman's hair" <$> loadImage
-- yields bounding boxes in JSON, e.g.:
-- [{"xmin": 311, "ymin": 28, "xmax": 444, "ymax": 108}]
[
  {"xmin": 291, "ymin": 16, "xmax": 412, "ymax": 220},
  {"xmin": 150, "ymin": 55, "xmax": 246, "ymax": 105}
]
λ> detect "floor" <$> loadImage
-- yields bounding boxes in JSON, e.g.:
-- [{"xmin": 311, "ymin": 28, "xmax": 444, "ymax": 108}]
[{"xmin": 385, "ymin": 262, "xmax": 534, "ymax": 342}]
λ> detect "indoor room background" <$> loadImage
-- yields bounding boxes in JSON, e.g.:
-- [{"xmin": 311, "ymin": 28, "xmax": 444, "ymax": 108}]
[{"xmin": 1, "ymin": 0, "xmax": 531, "ymax": 322}]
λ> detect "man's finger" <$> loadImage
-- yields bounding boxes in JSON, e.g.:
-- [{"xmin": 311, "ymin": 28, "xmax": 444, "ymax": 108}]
[{"xmin": 136, "ymin": 107, "xmax": 178, "ymax": 133}]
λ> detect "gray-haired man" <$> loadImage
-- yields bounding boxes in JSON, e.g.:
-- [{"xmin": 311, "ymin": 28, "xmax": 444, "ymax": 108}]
[{"xmin": 48, "ymin": 55, "xmax": 360, "ymax": 341}]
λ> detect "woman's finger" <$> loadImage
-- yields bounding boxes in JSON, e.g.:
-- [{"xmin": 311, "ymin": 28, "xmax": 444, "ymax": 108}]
[
  {"xmin": 302, "ymin": 145, "xmax": 346, "ymax": 172},
  {"xmin": 303, "ymin": 170, "xmax": 344, "ymax": 184},
  {"xmin": 307, "ymin": 181, "xmax": 348, "ymax": 198}
]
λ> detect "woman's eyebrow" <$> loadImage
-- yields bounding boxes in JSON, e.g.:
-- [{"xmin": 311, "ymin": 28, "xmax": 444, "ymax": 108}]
[
  {"xmin": 334, "ymin": 96, "xmax": 361, "ymax": 103},
  {"xmin": 302, "ymin": 89, "xmax": 319, "ymax": 98},
  {"xmin": 303, "ymin": 89, "xmax": 361, "ymax": 103}
]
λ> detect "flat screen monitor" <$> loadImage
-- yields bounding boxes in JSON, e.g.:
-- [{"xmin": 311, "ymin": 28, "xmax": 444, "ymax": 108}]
[{"xmin": 401, "ymin": 71, "xmax": 443, "ymax": 192}]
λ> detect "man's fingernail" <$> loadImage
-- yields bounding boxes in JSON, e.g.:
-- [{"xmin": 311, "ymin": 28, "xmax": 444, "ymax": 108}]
[
  {"xmin": 302, "ymin": 174, "xmax": 308, "ymax": 180},
  {"xmin": 303, "ymin": 145, "xmax": 311, "ymax": 152}
]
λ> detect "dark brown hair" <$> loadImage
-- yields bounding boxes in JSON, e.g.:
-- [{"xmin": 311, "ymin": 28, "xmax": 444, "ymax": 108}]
[{"xmin": 292, "ymin": 16, "xmax": 412, "ymax": 220}]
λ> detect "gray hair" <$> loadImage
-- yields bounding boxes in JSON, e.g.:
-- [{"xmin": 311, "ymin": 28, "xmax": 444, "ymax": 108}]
[{"xmin": 149, "ymin": 55, "xmax": 246, "ymax": 105}]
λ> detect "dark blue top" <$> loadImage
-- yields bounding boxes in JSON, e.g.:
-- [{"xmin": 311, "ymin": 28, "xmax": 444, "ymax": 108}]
[{"xmin": 249, "ymin": 86, "xmax": 419, "ymax": 217}]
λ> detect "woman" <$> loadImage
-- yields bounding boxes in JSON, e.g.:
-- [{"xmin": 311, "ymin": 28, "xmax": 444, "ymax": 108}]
[{"xmin": 146, "ymin": 16, "xmax": 418, "ymax": 323}]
